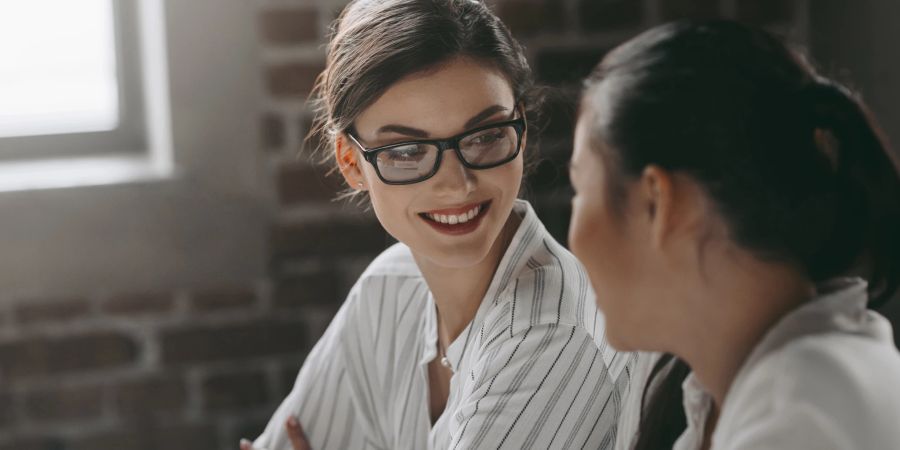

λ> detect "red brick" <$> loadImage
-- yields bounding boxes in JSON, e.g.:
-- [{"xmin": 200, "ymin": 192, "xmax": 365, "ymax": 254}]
[
  {"xmin": 202, "ymin": 371, "xmax": 269, "ymax": 411},
  {"xmin": 262, "ymin": 112, "xmax": 286, "ymax": 150},
  {"xmin": 70, "ymin": 422, "xmax": 217, "ymax": 450},
  {"xmin": 101, "ymin": 293, "xmax": 174, "ymax": 316},
  {"xmin": 14, "ymin": 298, "xmax": 90, "ymax": 324},
  {"xmin": 23, "ymin": 384, "xmax": 104, "ymax": 422},
  {"xmin": 266, "ymin": 62, "xmax": 325, "ymax": 97},
  {"xmin": 160, "ymin": 319, "xmax": 308, "ymax": 364},
  {"xmin": 660, "ymin": 0, "xmax": 722, "ymax": 20},
  {"xmin": 190, "ymin": 286, "xmax": 257, "ymax": 313},
  {"xmin": 260, "ymin": 9, "xmax": 319, "ymax": 45},
  {"xmin": 270, "ymin": 217, "xmax": 389, "ymax": 264},
  {"xmin": 114, "ymin": 375, "xmax": 187, "ymax": 417},
  {"xmin": 273, "ymin": 272, "xmax": 339, "ymax": 310},
  {"xmin": 495, "ymin": 0, "xmax": 564, "ymax": 37},
  {"xmin": 579, "ymin": 0, "xmax": 643, "ymax": 31},
  {"xmin": 277, "ymin": 162, "xmax": 343, "ymax": 205},
  {"xmin": 0, "ymin": 332, "xmax": 139, "ymax": 381}
]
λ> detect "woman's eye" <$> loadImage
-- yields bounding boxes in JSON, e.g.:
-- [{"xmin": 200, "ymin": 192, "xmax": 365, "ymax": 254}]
[
  {"xmin": 389, "ymin": 147, "xmax": 425, "ymax": 159},
  {"xmin": 470, "ymin": 131, "xmax": 502, "ymax": 145}
]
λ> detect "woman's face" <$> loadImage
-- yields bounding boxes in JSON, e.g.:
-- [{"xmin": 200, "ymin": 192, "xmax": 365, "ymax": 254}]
[
  {"xmin": 568, "ymin": 104, "xmax": 654, "ymax": 350},
  {"xmin": 344, "ymin": 57, "xmax": 523, "ymax": 269}
]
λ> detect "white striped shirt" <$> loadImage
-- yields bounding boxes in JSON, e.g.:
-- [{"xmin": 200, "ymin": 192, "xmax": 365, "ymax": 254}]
[{"xmin": 254, "ymin": 200, "xmax": 635, "ymax": 450}]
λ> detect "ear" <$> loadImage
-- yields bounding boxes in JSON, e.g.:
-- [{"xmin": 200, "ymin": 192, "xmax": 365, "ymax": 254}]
[
  {"xmin": 335, "ymin": 134, "xmax": 367, "ymax": 191},
  {"xmin": 638, "ymin": 165, "xmax": 675, "ymax": 249},
  {"xmin": 640, "ymin": 165, "xmax": 708, "ymax": 250}
]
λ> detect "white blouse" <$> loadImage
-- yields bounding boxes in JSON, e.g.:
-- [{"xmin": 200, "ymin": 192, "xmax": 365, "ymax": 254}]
[
  {"xmin": 253, "ymin": 200, "xmax": 636, "ymax": 450},
  {"xmin": 674, "ymin": 278, "xmax": 900, "ymax": 450}
]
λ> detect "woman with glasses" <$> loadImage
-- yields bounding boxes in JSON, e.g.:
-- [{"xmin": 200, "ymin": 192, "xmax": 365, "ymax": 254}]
[
  {"xmin": 242, "ymin": 1, "xmax": 633, "ymax": 449},
  {"xmin": 569, "ymin": 21, "xmax": 900, "ymax": 449}
]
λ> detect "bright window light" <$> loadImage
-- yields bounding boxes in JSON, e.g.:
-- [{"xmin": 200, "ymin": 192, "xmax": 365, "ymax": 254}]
[{"xmin": 0, "ymin": 0, "xmax": 119, "ymax": 138}]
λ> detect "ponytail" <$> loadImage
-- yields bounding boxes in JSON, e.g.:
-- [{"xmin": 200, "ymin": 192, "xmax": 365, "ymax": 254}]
[{"xmin": 801, "ymin": 79, "xmax": 900, "ymax": 307}]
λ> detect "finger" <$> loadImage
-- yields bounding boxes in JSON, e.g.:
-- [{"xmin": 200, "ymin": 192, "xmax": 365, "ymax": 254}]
[
  {"xmin": 285, "ymin": 416, "xmax": 311, "ymax": 450},
  {"xmin": 239, "ymin": 438, "xmax": 255, "ymax": 450}
]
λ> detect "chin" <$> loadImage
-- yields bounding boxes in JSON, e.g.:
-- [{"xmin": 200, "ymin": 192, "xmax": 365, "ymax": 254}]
[
  {"xmin": 597, "ymin": 308, "xmax": 638, "ymax": 351},
  {"xmin": 604, "ymin": 328, "xmax": 635, "ymax": 352}
]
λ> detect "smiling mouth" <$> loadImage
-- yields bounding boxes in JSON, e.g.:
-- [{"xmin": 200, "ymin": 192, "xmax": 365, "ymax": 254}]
[{"xmin": 418, "ymin": 200, "xmax": 491, "ymax": 234}]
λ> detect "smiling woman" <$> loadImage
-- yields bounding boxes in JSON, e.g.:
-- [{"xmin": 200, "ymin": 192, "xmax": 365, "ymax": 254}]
[{"xmin": 243, "ymin": 1, "xmax": 635, "ymax": 449}]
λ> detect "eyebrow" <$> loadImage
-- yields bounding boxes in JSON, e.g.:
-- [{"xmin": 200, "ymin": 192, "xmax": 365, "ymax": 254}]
[{"xmin": 375, "ymin": 104, "xmax": 511, "ymax": 138}]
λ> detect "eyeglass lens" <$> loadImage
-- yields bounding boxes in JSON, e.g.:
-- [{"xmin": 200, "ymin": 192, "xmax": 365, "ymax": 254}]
[{"xmin": 375, "ymin": 124, "xmax": 518, "ymax": 183}]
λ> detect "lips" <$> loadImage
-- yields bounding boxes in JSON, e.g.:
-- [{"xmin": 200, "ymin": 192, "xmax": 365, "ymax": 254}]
[{"xmin": 418, "ymin": 200, "xmax": 491, "ymax": 235}]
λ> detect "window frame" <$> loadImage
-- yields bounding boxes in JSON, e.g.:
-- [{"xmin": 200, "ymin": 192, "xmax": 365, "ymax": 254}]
[
  {"xmin": 0, "ymin": 0, "xmax": 147, "ymax": 161},
  {"xmin": 0, "ymin": 0, "xmax": 269, "ymax": 298}
]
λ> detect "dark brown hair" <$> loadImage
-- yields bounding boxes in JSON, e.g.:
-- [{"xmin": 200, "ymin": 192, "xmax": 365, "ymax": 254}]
[
  {"xmin": 581, "ymin": 20, "xmax": 900, "ymax": 449},
  {"xmin": 306, "ymin": 0, "xmax": 542, "ymax": 199}
]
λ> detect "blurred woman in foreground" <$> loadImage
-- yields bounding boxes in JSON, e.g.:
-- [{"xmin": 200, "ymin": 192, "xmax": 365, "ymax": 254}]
[{"xmin": 569, "ymin": 20, "xmax": 900, "ymax": 450}]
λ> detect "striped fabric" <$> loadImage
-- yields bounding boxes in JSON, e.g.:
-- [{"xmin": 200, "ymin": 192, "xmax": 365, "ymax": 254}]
[{"xmin": 254, "ymin": 200, "xmax": 636, "ymax": 450}]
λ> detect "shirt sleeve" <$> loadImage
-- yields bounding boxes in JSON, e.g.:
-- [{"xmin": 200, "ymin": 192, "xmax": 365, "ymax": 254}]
[
  {"xmin": 252, "ymin": 292, "xmax": 377, "ymax": 450},
  {"xmin": 447, "ymin": 323, "xmax": 627, "ymax": 450},
  {"xmin": 615, "ymin": 351, "xmax": 661, "ymax": 450}
]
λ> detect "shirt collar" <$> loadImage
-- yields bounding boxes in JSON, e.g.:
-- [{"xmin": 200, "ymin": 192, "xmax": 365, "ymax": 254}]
[
  {"xmin": 419, "ymin": 199, "xmax": 542, "ymax": 372},
  {"xmin": 739, "ymin": 277, "xmax": 872, "ymax": 374},
  {"xmin": 677, "ymin": 278, "xmax": 879, "ymax": 448}
]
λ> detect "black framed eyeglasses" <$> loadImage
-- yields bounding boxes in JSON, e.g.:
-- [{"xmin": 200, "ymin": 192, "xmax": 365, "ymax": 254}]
[{"xmin": 346, "ymin": 116, "xmax": 527, "ymax": 185}]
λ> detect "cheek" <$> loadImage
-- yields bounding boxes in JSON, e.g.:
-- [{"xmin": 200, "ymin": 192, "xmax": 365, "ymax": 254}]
[
  {"xmin": 570, "ymin": 195, "xmax": 634, "ymax": 311},
  {"xmin": 367, "ymin": 186, "xmax": 414, "ymax": 241},
  {"xmin": 569, "ymin": 194, "xmax": 607, "ymax": 270},
  {"xmin": 495, "ymin": 154, "xmax": 523, "ymax": 193}
]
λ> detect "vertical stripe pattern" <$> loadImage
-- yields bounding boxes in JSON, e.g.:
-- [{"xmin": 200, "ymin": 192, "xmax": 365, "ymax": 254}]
[{"xmin": 253, "ymin": 200, "xmax": 635, "ymax": 450}]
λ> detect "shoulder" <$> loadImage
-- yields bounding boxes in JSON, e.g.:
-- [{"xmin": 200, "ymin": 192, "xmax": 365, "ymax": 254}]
[
  {"xmin": 474, "ymin": 228, "xmax": 605, "ymax": 369},
  {"xmin": 339, "ymin": 242, "xmax": 428, "ymax": 332},
  {"xmin": 721, "ymin": 331, "xmax": 900, "ymax": 447},
  {"xmin": 350, "ymin": 242, "xmax": 424, "ymax": 300},
  {"xmin": 359, "ymin": 242, "xmax": 421, "ymax": 278},
  {"xmin": 492, "ymin": 234, "xmax": 596, "ymax": 337}
]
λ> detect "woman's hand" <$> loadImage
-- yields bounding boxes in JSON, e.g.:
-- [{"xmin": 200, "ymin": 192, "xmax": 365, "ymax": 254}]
[{"xmin": 239, "ymin": 416, "xmax": 311, "ymax": 450}]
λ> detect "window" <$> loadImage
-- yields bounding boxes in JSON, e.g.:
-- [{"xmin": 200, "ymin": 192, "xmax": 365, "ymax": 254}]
[
  {"xmin": 0, "ymin": 0, "xmax": 148, "ymax": 163},
  {"xmin": 0, "ymin": 0, "xmax": 266, "ymax": 297}
]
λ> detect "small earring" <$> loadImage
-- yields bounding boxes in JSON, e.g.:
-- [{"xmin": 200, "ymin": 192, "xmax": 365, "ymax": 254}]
[{"xmin": 356, "ymin": 181, "xmax": 364, "ymax": 189}]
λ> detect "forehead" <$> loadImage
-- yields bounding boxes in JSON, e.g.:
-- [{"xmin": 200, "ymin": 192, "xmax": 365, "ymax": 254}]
[{"xmin": 353, "ymin": 57, "xmax": 516, "ymax": 137}]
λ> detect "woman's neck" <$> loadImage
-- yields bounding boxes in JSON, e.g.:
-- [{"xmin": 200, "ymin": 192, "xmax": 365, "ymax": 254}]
[
  {"xmin": 676, "ymin": 255, "xmax": 815, "ymax": 409},
  {"xmin": 414, "ymin": 209, "xmax": 521, "ymax": 343}
]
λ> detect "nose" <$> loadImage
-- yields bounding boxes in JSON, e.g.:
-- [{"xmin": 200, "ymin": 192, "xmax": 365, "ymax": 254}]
[{"xmin": 430, "ymin": 148, "xmax": 475, "ymax": 197}]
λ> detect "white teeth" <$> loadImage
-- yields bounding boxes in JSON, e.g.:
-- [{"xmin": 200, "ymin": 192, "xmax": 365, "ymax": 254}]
[{"xmin": 425, "ymin": 204, "xmax": 483, "ymax": 225}]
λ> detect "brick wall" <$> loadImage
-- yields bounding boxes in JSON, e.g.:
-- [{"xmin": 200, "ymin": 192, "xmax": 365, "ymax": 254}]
[{"xmin": 0, "ymin": 1, "xmax": 809, "ymax": 449}]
